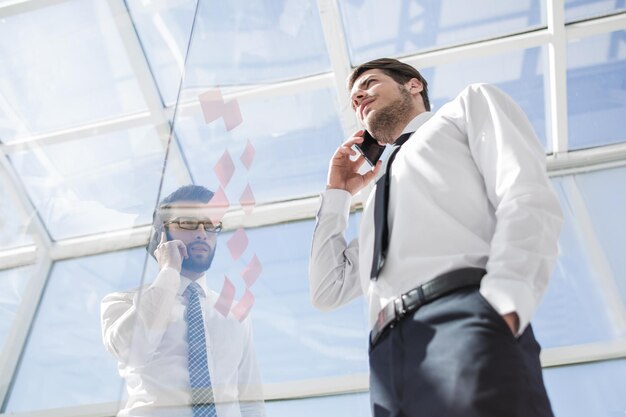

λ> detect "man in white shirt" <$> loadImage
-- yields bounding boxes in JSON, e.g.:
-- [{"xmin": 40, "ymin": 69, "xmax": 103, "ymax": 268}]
[
  {"xmin": 309, "ymin": 58, "xmax": 563, "ymax": 416},
  {"xmin": 101, "ymin": 185, "xmax": 265, "ymax": 417}
]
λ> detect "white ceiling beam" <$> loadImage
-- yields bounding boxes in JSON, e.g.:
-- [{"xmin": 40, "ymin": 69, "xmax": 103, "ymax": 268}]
[
  {"xmin": 316, "ymin": 0, "xmax": 359, "ymax": 136},
  {"xmin": 567, "ymin": 10, "xmax": 626, "ymax": 40},
  {"xmin": 541, "ymin": 339, "xmax": 626, "ymax": 367},
  {"xmin": 0, "ymin": 246, "xmax": 37, "ymax": 271},
  {"xmin": 0, "ymin": 258, "xmax": 52, "ymax": 409},
  {"xmin": 546, "ymin": 0, "xmax": 569, "ymax": 155},
  {"xmin": 0, "ymin": 0, "xmax": 69, "ymax": 17}
]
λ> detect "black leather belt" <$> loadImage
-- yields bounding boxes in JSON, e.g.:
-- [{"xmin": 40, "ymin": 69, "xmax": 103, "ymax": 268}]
[{"xmin": 370, "ymin": 267, "xmax": 487, "ymax": 346}]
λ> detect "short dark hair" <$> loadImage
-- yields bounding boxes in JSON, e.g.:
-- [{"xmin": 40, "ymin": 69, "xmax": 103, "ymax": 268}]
[
  {"xmin": 348, "ymin": 58, "xmax": 430, "ymax": 111},
  {"xmin": 147, "ymin": 185, "xmax": 215, "ymax": 258},
  {"xmin": 158, "ymin": 184, "xmax": 214, "ymax": 208}
]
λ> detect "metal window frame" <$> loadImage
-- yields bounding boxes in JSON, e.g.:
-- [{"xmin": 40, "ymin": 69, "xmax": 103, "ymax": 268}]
[{"xmin": 0, "ymin": 0, "xmax": 625, "ymax": 414}]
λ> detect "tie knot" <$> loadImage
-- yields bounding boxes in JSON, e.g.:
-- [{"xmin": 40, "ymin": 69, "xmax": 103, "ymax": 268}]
[
  {"xmin": 185, "ymin": 282, "xmax": 202, "ymax": 298},
  {"xmin": 394, "ymin": 132, "xmax": 413, "ymax": 147}
]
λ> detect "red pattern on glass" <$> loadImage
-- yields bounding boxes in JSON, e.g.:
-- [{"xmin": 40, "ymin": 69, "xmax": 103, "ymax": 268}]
[
  {"xmin": 226, "ymin": 227, "xmax": 248, "ymax": 261},
  {"xmin": 240, "ymin": 139, "xmax": 256, "ymax": 170},
  {"xmin": 214, "ymin": 276, "xmax": 236, "ymax": 317},
  {"xmin": 198, "ymin": 89, "xmax": 242, "ymax": 131},
  {"xmin": 213, "ymin": 150, "xmax": 235, "ymax": 188}
]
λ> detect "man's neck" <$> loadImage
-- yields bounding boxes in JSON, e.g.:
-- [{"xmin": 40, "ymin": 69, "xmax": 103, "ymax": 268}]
[
  {"xmin": 389, "ymin": 108, "xmax": 424, "ymax": 144},
  {"xmin": 181, "ymin": 269, "xmax": 204, "ymax": 280}
]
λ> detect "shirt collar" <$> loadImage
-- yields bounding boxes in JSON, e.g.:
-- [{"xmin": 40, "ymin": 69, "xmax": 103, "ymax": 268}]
[
  {"xmin": 178, "ymin": 274, "xmax": 209, "ymax": 298},
  {"xmin": 401, "ymin": 111, "xmax": 434, "ymax": 136}
]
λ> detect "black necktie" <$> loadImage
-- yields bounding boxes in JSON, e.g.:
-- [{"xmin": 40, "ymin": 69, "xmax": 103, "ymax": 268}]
[{"xmin": 370, "ymin": 132, "xmax": 413, "ymax": 280}]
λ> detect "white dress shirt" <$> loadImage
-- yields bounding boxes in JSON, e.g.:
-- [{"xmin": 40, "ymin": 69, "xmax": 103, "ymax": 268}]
[
  {"xmin": 101, "ymin": 268, "xmax": 265, "ymax": 417},
  {"xmin": 309, "ymin": 83, "xmax": 563, "ymax": 335}
]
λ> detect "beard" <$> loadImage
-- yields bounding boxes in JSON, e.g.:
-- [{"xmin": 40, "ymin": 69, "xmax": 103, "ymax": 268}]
[
  {"xmin": 182, "ymin": 241, "xmax": 216, "ymax": 273},
  {"xmin": 367, "ymin": 86, "xmax": 415, "ymax": 144}
]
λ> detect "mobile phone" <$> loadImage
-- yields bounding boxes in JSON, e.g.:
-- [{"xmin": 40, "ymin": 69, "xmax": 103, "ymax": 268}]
[{"xmin": 354, "ymin": 130, "xmax": 385, "ymax": 167}]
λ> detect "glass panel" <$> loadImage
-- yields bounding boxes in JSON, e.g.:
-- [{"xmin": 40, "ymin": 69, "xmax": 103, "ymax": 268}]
[
  {"xmin": 0, "ymin": 0, "xmax": 147, "ymax": 142},
  {"xmin": 0, "ymin": 265, "xmax": 33, "ymax": 353},
  {"xmin": 565, "ymin": 0, "xmax": 626, "ymax": 22},
  {"xmin": 4, "ymin": 249, "xmax": 145, "ymax": 413},
  {"xmin": 266, "ymin": 392, "xmax": 370, "ymax": 417},
  {"xmin": 339, "ymin": 0, "xmax": 546, "ymax": 64},
  {"xmin": 129, "ymin": 0, "xmax": 331, "ymax": 104},
  {"xmin": 575, "ymin": 166, "xmax": 626, "ymax": 308},
  {"xmin": 423, "ymin": 46, "xmax": 550, "ymax": 151},
  {"xmin": 0, "ymin": 172, "xmax": 34, "ymax": 249},
  {"xmin": 6, "ymin": 125, "xmax": 191, "ymax": 240},
  {"xmin": 173, "ymin": 87, "xmax": 343, "ymax": 204},
  {"xmin": 208, "ymin": 215, "xmax": 369, "ymax": 383},
  {"xmin": 533, "ymin": 174, "xmax": 626, "ymax": 348},
  {"xmin": 567, "ymin": 30, "xmax": 626, "ymax": 150},
  {"xmin": 544, "ymin": 359, "xmax": 626, "ymax": 417}
]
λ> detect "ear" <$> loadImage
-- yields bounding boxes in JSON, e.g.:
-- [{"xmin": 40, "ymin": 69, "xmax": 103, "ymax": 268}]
[{"xmin": 406, "ymin": 78, "xmax": 423, "ymax": 96}]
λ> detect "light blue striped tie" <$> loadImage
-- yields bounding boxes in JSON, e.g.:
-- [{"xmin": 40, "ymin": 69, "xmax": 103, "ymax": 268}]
[{"xmin": 185, "ymin": 282, "xmax": 217, "ymax": 417}]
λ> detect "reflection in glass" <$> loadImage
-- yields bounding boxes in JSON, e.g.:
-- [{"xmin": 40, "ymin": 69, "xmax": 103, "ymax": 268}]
[
  {"xmin": 208, "ymin": 215, "xmax": 368, "ymax": 384},
  {"xmin": 0, "ymin": 266, "xmax": 32, "ymax": 353},
  {"xmin": 173, "ymin": 87, "xmax": 344, "ymax": 204},
  {"xmin": 565, "ymin": 0, "xmax": 626, "ymax": 22},
  {"xmin": 0, "ymin": 173, "xmax": 34, "ymax": 249},
  {"xmin": 4, "ymin": 249, "xmax": 145, "ymax": 413},
  {"xmin": 423, "ymin": 47, "xmax": 549, "ymax": 151},
  {"xmin": 266, "ymin": 392, "xmax": 370, "ymax": 417},
  {"xmin": 339, "ymin": 0, "xmax": 546, "ymax": 64},
  {"xmin": 544, "ymin": 359, "xmax": 626, "ymax": 417},
  {"xmin": 129, "ymin": 0, "xmax": 330, "ymax": 104},
  {"xmin": 7, "ymin": 125, "xmax": 175, "ymax": 240},
  {"xmin": 567, "ymin": 30, "xmax": 626, "ymax": 150},
  {"xmin": 0, "ymin": 0, "xmax": 146, "ymax": 142},
  {"xmin": 102, "ymin": 185, "xmax": 266, "ymax": 416}
]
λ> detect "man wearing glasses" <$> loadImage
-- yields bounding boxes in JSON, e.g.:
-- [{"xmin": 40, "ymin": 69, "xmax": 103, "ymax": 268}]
[{"xmin": 101, "ymin": 185, "xmax": 265, "ymax": 417}]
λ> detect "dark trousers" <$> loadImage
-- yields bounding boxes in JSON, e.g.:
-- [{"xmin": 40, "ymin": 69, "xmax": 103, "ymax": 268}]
[{"xmin": 369, "ymin": 286, "xmax": 554, "ymax": 417}]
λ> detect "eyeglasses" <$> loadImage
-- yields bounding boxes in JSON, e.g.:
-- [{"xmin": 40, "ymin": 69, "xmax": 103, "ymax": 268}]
[{"xmin": 164, "ymin": 217, "xmax": 222, "ymax": 233}]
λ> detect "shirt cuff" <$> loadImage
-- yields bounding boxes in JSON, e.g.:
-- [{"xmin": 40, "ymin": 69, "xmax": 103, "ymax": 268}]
[
  {"xmin": 479, "ymin": 277, "xmax": 534, "ymax": 336},
  {"xmin": 318, "ymin": 189, "xmax": 352, "ymax": 217}
]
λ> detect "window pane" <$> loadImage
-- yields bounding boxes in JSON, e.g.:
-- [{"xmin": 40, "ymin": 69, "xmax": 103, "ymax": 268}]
[
  {"xmin": 7, "ymin": 125, "xmax": 190, "ymax": 240},
  {"xmin": 567, "ymin": 30, "xmax": 626, "ymax": 150},
  {"xmin": 0, "ymin": 0, "xmax": 147, "ymax": 142},
  {"xmin": 424, "ymin": 46, "xmax": 550, "ymax": 152},
  {"xmin": 0, "ymin": 173, "xmax": 34, "ymax": 249},
  {"xmin": 565, "ymin": 0, "xmax": 626, "ymax": 22},
  {"xmin": 534, "ymin": 168, "xmax": 626, "ymax": 348},
  {"xmin": 544, "ymin": 359, "xmax": 626, "ymax": 417},
  {"xmin": 0, "ymin": 265, "xmax": 33, "ymax": 353},
  {"xmin": 574, "ymin": 167, "xmax": 626, "ymax": 306},
  {"xmin": 209, "ymin": 215, "xmax": 369, "ymax": 383},
  {"xmin": 173, "ymin": 87, "xmax": 343, "ymax": 203},
  {"xmin": 129, "ymin": 0, "xmax": 331, "ymax": 104},
  {"xmin": 339, "ymin": 0, "xmax": 546, "ymax": 64},
  {"xmin": 4, "ymin": 249, "xmax": 145, "ymax": 413}
]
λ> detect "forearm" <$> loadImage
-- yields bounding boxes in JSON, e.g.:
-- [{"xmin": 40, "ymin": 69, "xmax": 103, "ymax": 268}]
[
  {"xmin": 309, "ymin": 190, "xmax": 362, "ymax": 310},
  {"xmin": 101, "ymin": 267, "xmax": 180, "ymax": 364}
]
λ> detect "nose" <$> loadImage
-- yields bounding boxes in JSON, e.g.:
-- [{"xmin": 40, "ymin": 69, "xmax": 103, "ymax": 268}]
[
  {"xmin": 351, "ymin": 89, "xmax": 366, "ymax": 110},
  {"xmin": 193, "ymin": 224, "xmax": 209, "ymax": 240}
]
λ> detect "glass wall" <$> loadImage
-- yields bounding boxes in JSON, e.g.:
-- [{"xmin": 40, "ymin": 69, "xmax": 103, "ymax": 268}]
[{"xmin": 0, "ymin": 1, "xmax": 625, "ymax": 416}]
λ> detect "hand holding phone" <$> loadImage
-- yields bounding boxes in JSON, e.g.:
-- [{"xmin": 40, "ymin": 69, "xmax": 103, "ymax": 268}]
[
  {"xmin": 153, "ymin": 230, "xmax": 188, "ymax": 272},
  {"xmin": 353, "ymin": 130, "xmax": 385, "ymax": 167},
  {"xmin": 326, "ymin": 130, "xmax": 383, "ymax": 195}
]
